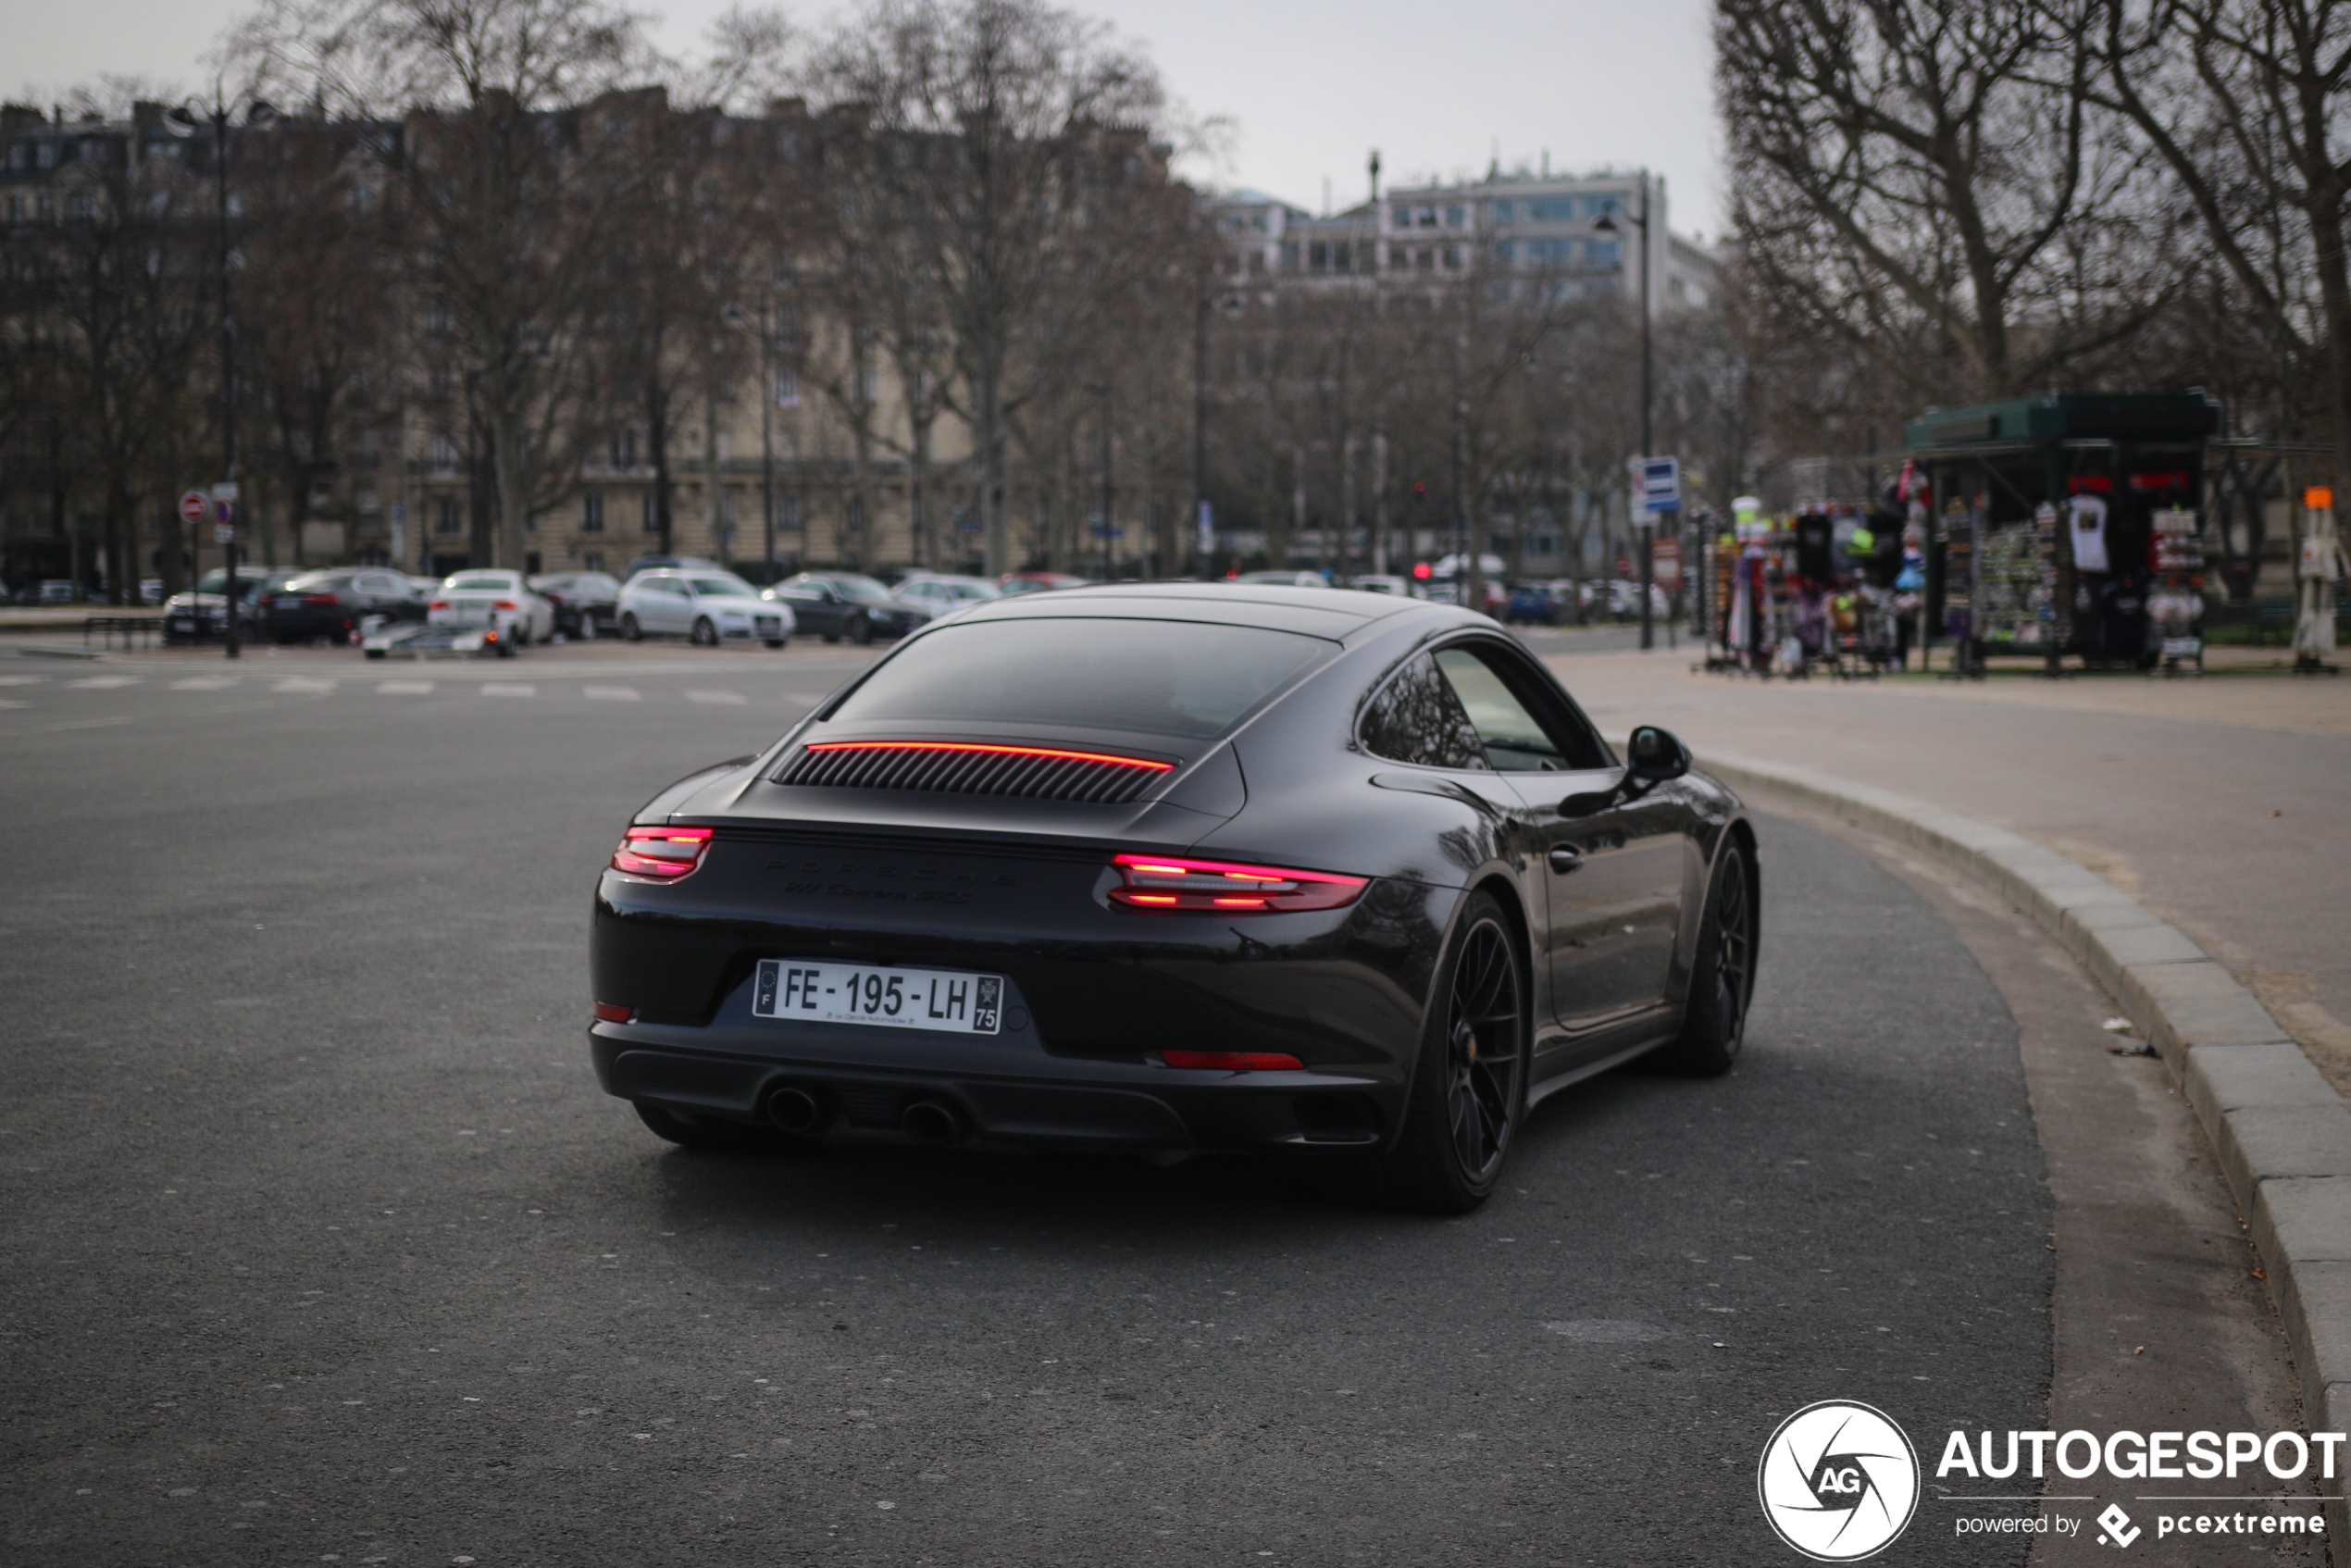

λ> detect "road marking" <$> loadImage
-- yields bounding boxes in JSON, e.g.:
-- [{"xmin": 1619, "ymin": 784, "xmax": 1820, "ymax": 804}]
[
  {"xmin": 582, "ymin": 686, "xmax": 641, "ymax": 702},
  {"xmin": 0, "ymin": 675, "xmax": 43, "ymax": 686},
  {"xmin": 378, "ymin": 680, "xmax": 435, "ymax": 694},
  {"xmin": 45, "ymin": 716, "xmax": 132, "ymax": 731},
  {"xmin": 480, "ymin": 683, "xmax": 535, "ymax": 697},
  {"xmin": 273, "ymin": 678, "xmax": 335, "ymax": 693},
  {"xmin": 0, "ymin": 699, "xmax": 25, "ymax": 709},
  {"xmin": 684, "ymin": 690, "xmax": 746, "ymax": 704},
  {"xmin": 68, "ymin": 676, "xmax": 140, "ymax": 689},
  {"xmin": 170, "ymin": 677, "xmax": 239, "ymax": 690}
]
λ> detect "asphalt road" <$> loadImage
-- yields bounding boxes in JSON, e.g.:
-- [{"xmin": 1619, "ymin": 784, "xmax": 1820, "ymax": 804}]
[{"xmin": 0, "ymin": 640, "xmax": 2208, "ymax": 1565}]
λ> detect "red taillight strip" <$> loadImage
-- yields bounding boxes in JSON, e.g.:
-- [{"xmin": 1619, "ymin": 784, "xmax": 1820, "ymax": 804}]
[
  {"xmin": 609, "ymin": 825, "xmax": 715, "ymax": 881},
  {"xmin": 803, "ymin": 740, "xmax": 1174, "ymax": 772},
  {"xmin": 1108, "ymin": 852, "xmax": 1368, "ymax": 914}
]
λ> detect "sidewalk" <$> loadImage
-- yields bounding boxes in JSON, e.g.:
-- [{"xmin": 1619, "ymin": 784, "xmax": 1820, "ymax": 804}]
[{"xmin": 1546, "ymin": 651, "xmax": 2351, "ymax": 1096}]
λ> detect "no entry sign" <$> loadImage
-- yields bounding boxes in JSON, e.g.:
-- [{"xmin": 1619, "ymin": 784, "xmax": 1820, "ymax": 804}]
[{"xmin": 180, "ymin": 490, "xmax": 208, "ymax": 525}]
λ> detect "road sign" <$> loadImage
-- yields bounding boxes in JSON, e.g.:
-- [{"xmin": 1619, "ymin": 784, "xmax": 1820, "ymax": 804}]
[
  {"xmin": 1637, "ymin": 456, "xmax": 1681, "ymax": 516},
  {"xmin": 212, "ymin": 480, "xmax": 238, "ymax": 503},
  {"xmin": 180, "ymin": 490, "xmax": 208, "ymax": 525},
  {"xmin": 215, "ymin": 524, "xmax": 236, "ymax": 545},
  {"xmin": 214, "ymin": 499, "xmax": 233, "ymax": 524}
]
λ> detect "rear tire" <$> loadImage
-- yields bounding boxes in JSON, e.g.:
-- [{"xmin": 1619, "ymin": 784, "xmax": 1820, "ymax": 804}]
[
  {"xmin": 690, "ymin": 616, "xmax": 718, "ymax": 647},
  {"xmin": 1655, "ymin": 840, "xmax": 1756, "ymax": 1076},
  {"xmin": 1375, "ymin": 890, "xmax": 1528, "ymax": 1214},
  {"xmin": 764, "ymin": 638, "xmax": 788, "ymax": 650},
  {"xmin": 848, "ymin": 613, "xmax": 874, "ymax": 646},
  {"xmin": 621, "ymin": 612, "xmax": 642, "ymax": 642}
]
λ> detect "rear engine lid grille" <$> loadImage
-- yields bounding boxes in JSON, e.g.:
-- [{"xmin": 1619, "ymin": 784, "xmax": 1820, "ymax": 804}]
[{"xmin": 775, "ymin": 740, "xmax": 1173, "ymax": 804}]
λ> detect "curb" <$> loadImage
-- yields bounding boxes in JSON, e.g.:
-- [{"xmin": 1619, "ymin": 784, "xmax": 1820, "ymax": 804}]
[{"xmin": 1704, "ymin": 752, "xmax": 2351, "ymax": 1507}]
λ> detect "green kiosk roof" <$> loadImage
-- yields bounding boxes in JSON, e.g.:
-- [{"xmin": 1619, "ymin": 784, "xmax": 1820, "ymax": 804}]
[{"xmin": 1903, "ymin": 393, "xmax": 2223, "ymax": 452}]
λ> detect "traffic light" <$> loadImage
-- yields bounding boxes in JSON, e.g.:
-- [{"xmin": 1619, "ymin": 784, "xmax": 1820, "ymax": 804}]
[
  {"xmin": 1412, "ymin": 561, "xmax": 1432, "ymax": 580},
  {"xmin": 1412, "ymin": 481, "xmax": 1427, "ymax": 497}
]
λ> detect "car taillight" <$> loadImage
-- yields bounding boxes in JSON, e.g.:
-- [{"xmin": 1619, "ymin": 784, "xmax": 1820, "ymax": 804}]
[
  {"xmin": 610, "ymin": 825, "xmax": 715, "ymax": 880},
  {"xmin": 592, "ymin": 1002, "xmax": 634, "ymax": 1023},
  {"xmin": 492, "ymin": 599, "xmax": 519, "ymax": 610},
  {"xmin": 301, "ymin": 592, "xmax": 340, "ymax": 606},
  {"xmin": 1161, "ymin": 1050, "xmax": 1304, "ymax": 1071},
  {"xmin": 1108, "ymin": 853, "xmax": 1367, "ymax": 913},
  {"xmin": 429, "ymin": 598, "xmax": 450, "ymax": 611}
]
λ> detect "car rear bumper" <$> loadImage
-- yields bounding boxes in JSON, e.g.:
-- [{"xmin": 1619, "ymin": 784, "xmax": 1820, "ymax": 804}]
[{"xmin": 590, "ymin": 1022, "xmax": 1399, "ymax": 1151}]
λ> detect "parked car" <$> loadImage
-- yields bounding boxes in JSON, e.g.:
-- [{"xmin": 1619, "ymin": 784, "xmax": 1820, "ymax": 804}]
[
  {"xmin": 37, "ymin": 579, "xmax": 75, "ymax": 604},
  {"xmin": 765, "ymin": 572, "xmax": 932, "ymax": 643},
  {"xmin": 620, "ymin": 554, "xmax": 724, "ymax": 582},
  {"xmin": 429, "ymin": 569, "xmax": 555, "ymax": 650},
  {"xmin": 1506, "ymin": 582, "xmax": 1564, "ymax": 626},
  {"xmin": 1235, "ymin": 569, "xmax": 1328, "ymax": 587},
  {"xmin": 1347, "ymin": 574, "xmax": 1417, "ymax": 597},
  {"xmin": 1607, "ymin": 579, "xmax": 1672, "ymax": 619},
  {"xmin": 531, "ymin": 571, "xmax": 623, "ymax": 638},
  {"xmin": 161, "ymin": 568, "xmax": 301, "ymax": 643},
  {"xmin": 617, "ymin": 569, "xmax": 794, "ymax": 647},
  {"xmin": 996, "ymin": 572, "xmax": 1088, "ymax": 596},
  {"xmin": 893, "ymin": 573, "xmax": 1003, "ymax": 616},
  {"xmin": 260, "ymin": 568, "xmax": 427, "ymax": 644}
]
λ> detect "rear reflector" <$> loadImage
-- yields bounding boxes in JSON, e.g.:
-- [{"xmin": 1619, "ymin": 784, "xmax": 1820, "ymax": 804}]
[
  {"xmin": 592, "ymin": 1002, "xmax": 634, "ymax": 1023},
  {"xmin": 492, "ymin": 599, "xmax": 519, "ymax": 610},
  {"xmin": 1161, "ymin": 1050, "xmax": 1304, "ymax": 1071},
  {"xmin": 1109, "ymin": 852, "xmax": 1367, "ymax": 914},
  {"xmin": 610, "ymin": 825, "xmax": 715, "ymax": 880}
]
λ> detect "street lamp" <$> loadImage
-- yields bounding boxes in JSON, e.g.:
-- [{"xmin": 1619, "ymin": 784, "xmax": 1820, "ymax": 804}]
[
  {"xmin": 1594, "ymin": 173, "xmax": 1658, "ymax": 651},
  {"xmin": 165, "ymin": 93, "xmax": 277, "ymax": 659}
]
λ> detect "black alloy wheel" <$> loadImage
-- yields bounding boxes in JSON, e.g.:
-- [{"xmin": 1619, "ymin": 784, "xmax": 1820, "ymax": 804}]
[
  {"xmin": 1659, "ymin": 841, "xmax": 1754, "ymax": 1076},
  {"xmin": 1378, "ymin": 890, "xmax": 1526, "ymax": 1213},
  {"xmin": 848, "ymin": 613, "xmax": 874, "ymax": 646},
  {"xmin": 690, "ymin": 616, "xmax": 718, "ymax": 647},
  {"xmin": 620, "ymin": 612, "xmax": 642, "ymax": 642}
]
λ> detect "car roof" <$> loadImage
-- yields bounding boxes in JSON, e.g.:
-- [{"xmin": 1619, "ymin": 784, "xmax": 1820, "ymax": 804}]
[{"xmin": 934, "ymin": 580, "xmax": 1451, "ymax": 641}]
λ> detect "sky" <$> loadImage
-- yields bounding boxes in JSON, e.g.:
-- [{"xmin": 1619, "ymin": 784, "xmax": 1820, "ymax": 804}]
[{"xmin": 13, "ymin": 0, "xmax": 1728, "ymax": 240}]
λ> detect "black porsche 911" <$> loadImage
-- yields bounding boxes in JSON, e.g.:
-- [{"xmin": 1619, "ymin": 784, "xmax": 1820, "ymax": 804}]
[{"xmin": 589, "ymin": 584, "xmax": 1757, "ymax": 1212}]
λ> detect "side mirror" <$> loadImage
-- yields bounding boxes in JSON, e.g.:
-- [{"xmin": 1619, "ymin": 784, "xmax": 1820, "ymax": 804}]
[
  {"xmin": 1625, "ymin": 725, "xmax": 1692, "ymax": 784},
  {"xmin": 1558, "ymin": 726, "xmax": 1691, "ymax": 818}
]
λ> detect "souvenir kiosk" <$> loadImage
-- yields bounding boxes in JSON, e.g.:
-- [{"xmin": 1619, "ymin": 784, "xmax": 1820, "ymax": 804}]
[{"xmin": 1899, "ymin": 392, "xmax": 2223, "ymax": 674}]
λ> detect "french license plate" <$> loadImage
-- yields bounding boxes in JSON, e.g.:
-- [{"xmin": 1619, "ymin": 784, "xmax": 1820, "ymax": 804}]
[{"xmin": 753, "ymin": 959, "xmax": 1002, "ymax": 1034}]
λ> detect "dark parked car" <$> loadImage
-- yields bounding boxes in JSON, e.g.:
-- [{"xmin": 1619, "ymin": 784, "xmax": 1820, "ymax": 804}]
[
  {"xmin": 587, "ymin": 584, "xmax": 1757, "ymax": 1213},
  {"xmin": 764, "ymin": 572, "xmax": 932, "ymax": 644},
  {"xmin": 259, "ymin": 568, "xmax": 424, "ymax": 644},
  {"xmin": 161, "ymin": 568, "xmax": 300, "ymax": 643},
  {"xmin": 531, "ymin": 571, "xmax": 623, "ymax": 638}
]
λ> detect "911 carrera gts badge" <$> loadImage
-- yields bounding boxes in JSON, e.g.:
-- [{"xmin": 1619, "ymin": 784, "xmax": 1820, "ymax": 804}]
[{"xmin": 765, "ymin": 860, "xmax": 1016, "ymax": 905}]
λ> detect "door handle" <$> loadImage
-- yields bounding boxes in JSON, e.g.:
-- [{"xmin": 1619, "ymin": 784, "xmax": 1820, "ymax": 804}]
[{"xmin": 1548, "ymin": 845, "xmax": 1583, "ymax": 874}]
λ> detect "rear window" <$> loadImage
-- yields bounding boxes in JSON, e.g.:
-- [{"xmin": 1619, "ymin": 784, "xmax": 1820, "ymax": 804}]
[
  {"xmin": 689, "ymin": 577, "xmax": 755, "ymax": 597},
  {"xmin": 827, "ymin": 618, "xmax": 1329, "ymax": 741},
  {"xmin": 446, "ymin": 574, "xmax": 512, "ymax": 591},
  {"xmin": 287, "ymin": 571, "xmax": 356, "ymax": 590}
]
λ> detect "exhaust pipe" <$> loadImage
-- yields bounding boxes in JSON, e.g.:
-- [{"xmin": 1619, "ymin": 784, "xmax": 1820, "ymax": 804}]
[
  {"xmin": 900, "ymin": 1097, "xmax": 966, "ymax": 1147},
  {"xmin": 765, "ymin": 1085, "xmax": 829, "ymax": 1136}
]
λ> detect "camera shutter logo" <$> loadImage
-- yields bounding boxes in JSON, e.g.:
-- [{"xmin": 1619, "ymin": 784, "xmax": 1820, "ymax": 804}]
[{"xmin": 1757, "ymin": 1400, "xmax": 1921, "ymax": 1561}]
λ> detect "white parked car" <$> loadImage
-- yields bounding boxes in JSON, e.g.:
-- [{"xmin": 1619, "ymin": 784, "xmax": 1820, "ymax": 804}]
[
  {"xmin": 429, "ymin": 569, "xmax": 555, "ymax": 651},
  {"xmin": 616, "ymin": 568, "xmax": 794, "ymax": 647},
  {"xmin": 1347, "ymin": 574, "xmax": 1417, "ymax": 597},
  {"xmin": 893, "ymin": 573, "xmax": 1002, "ymax": 616}
]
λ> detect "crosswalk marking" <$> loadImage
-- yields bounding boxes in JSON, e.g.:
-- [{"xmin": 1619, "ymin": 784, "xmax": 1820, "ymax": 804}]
[
  {"xmin": 684, "ymin": 690, "xmax": 747, "ymax": 704},
  {"xmin": 273, "ymin": 678, "xmax": 336, "ymax": 692},
  {"xmin": 0, "ymin": 675, "xmax": 43, "ymax": 686},
  {"xmin": 378, "ymin": 680, "xmax": 435, "ymax": 694},
  {"xmin": 582, "ymin": 686, "xmax": 641, "ymax": 701},
  {"xmin": 0, "ymin": 699, "xmax": 24, "ymax": 709},
  {"xmin": 481, "ymin": 682, "xmax": 535, "ymax": 697},
  {"xmin": 170, "ymin": 677, "xmax": 239, "ymax": 690},
  {"xmin": 68, "ymin": 676, "xmax": 139, "ymax": 689}
]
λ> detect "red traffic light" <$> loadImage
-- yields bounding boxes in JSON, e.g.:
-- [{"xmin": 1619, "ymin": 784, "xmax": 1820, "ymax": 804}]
[
  {"xmin": 1412, "ymin": 481, "xmax": 1427, "ymax": 496},
  {"xmin": 1412, "ymin": 562, "xmax": 1432, "ymax": 579}
]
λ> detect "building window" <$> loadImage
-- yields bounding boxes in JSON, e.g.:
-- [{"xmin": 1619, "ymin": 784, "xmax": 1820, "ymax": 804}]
[
  {"xmin": 1492, "ymin": 241, "xmax": 1514, "ymax": 266},
  {"xmin": 433, "ymin": 496, "xmax": 461, "ymax": 535},
  {"xmin": 427, "ymin": 432, "xmax": 456, "ymax": 472},
  {"xmin": 1444, "ymin": 205, "xmax": 1465, "ymax": 229},
  {"xmin": 1389, "ymin": 245, "xmax": 1408, "ymax": 268},
  {"xmin": 1392, "ymin": 206, "xmax": 1410, "ymax": 231},
  {"xmin": 582, "ymin": 492, "xmax": 605, "ymax": 532},
  {"xmin": 1492, "ymin": 199, "xmax": 1515, "ymax": 224},
  {"xmin": 1278, "ymin": 242, "xmax": 1299, "ymax": 273},
  {"xmin": 1581, "ymin": 194, "xmax": 1622, "ymax": 220},
  {"xmin": 1587, "ymin": 237, "xmax": 1623, "ymax": 268},
  {"xmin": 582, "ymin": 550, "xmax": 604, "ymax": 571},
  {"xmin": 642, "ymin": 492, "xmax": 661, "ymax": 533},
  {"xmin": 774, "ymin": 367, "xmax": 800, "ymax": 407},
  {"xmin": 353, "ymin": 183, "xmax": 375, "ymax": 212},
  {"xmin": 612, "ymin": 429, "xmax": 637, "ymax": 468},
  {"xmin": 1414, "ymin": 207, "xmax": 1437, "ymax": 229}
]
